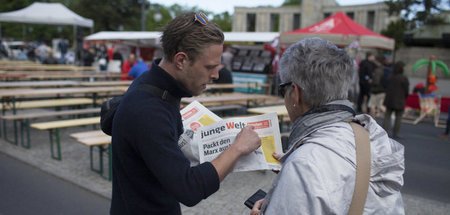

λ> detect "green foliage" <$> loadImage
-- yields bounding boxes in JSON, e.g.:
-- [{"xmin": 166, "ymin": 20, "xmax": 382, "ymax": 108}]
[
  {"xmin": 385, "ymin": 0, "xmax": 444, "ymax": 25},
  {"xmin": 381, "ymin": 19, "xmax": 407, "ymax": 50},
  {"xmin": 282, "ymin": 0, "xmax": 302, "ymax": 6},
  {"xmin": 70, "ymin": 0, "xmax": 142, "ymax": 31},
  {"xmin": 146, "ymin": 4, "xmax": 172, "ymax": 31},
  {"xmin": 212, "ymin": 12, "xmax": 233, "ymax": 32}
]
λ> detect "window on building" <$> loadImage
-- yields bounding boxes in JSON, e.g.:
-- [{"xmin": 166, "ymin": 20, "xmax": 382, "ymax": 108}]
[
  {"xmin": 247, "ymin": 13, "xmax": 256, "ymax": 32},
  {"xmin": 270, "ymin": 13, "xmax": 280, "ymax": 32},
  {"xmin": 323, "ymin": 13, "xmax": 331, "ymax": 19},
  {"xmin": 346, "ymin": 12, "xmax": 354, "ymax": 20},
  {"xmin": 293, "ymin": 13, "xmax": 301, "ymax": 30},
  {"xmin": 367, "ymin": 11, "xmax": 375, "ymax": 31}
]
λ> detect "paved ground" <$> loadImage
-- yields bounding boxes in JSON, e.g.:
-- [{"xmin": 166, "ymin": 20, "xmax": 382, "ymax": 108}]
[
  {"xmin": 0, "ymin": 104, "xmax": 449, "ymax": 214},
  {"xmin": 0, "ymin": 152, "xmax": 110, "ymax": 215}
]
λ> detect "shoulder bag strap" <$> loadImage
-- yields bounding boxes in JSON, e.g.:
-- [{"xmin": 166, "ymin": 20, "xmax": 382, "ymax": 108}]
[
  {"xmin": 136, "ymin": 84, "xmax": 180, "ymax": 108},
  {"xmin": 348, "ymin": 122, "xmax": 371, "ymax": 215}
]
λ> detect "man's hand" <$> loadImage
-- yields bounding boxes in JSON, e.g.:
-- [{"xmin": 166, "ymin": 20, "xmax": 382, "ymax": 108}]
[
  {"xmin": 231, "ymin": 125, "xmax": 261, "ymax": 156},
  {"xmin": 250, "ymin": 199, "xmax": 264, "ymax": 215},
  {"xmin": 211, "ymin": 125, "xmax": 261, "ymax": 181}
]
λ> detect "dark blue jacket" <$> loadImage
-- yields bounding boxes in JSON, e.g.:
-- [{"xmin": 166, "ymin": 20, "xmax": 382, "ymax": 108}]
[{"xmin": 110, "ymin": 59, "xmax": 220, "ymax": 215}]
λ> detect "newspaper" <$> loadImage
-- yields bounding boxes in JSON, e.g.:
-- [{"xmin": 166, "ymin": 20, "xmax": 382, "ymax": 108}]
[
  {"xmin": 179, "ymin": 101, "xmax": 222, "ymax": 166},
  {"xmin": 195, "ymin": 112, "xmax": 282, "ymax": 172},
  {"xmin": 179, "ymin": 101, "xmax": 283, "ymax": 172}
]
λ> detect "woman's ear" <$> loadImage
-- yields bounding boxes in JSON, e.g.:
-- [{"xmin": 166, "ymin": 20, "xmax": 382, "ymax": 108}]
[
  {"xmin": 291, "ymin": 83, "xmax": 302, "ymax": 106},
  {"xmin": 173, "ymin": 52, "xmax": 187, "ymax": 70}
]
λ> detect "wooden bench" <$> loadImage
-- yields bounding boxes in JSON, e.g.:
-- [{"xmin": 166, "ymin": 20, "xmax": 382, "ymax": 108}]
[
  {"xmin": 0, "ymin": 108, "xmax": 100, "ymax": 148},
  {"xmin": 30, "ymin": 116, "xmax": 100, "ymax": 160},
  {"xmin": 70, "ymin": 130, "xmax": 112, "ymax": 181},
  {"xmin": 0, "ymin": 98, "xmax": 94, "ymax": 111}
]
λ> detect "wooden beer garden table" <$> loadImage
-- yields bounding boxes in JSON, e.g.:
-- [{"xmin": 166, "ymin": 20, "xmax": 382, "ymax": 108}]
[{"xmin": 181, "ymin": 92, "xmax": 279, "ymax": 107}]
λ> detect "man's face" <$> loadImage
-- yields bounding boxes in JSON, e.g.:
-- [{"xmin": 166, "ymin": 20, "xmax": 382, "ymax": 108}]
[
  {"xmin": 180, "ymin": 44, "xmax": 222, "ymax": 96},
  {"xmin": 129, "ymin": 54, "xmax": 136, "ymax": 63}
]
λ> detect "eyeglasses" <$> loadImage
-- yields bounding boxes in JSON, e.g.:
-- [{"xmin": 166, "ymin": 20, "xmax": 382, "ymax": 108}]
[
  {"xmin": 278, "ymin": 82, "xmax": 292, "ymax": 97},
  {"xmin": 194, "ymin": 12, "xmax": 208, "ymax": 25}
]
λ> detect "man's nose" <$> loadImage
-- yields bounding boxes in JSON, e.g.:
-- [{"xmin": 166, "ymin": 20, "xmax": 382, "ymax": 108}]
[{"xmin": 211, "ymin": 68, "xmax": 219, "ymax": 80}]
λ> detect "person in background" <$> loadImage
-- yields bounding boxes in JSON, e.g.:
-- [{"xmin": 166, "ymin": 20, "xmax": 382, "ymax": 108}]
[
  {"xmin": 128, "ymin": 59, "xmax": 149, "ymax": 79},
  {"xmin": 97, "ymin": 44, "xmax": 109, "ymax": 71},
  {"xmin": 35, "ymin": 42, "xmax": 50, "ymax": 63},
  {"xmin": 221, "ymin": 46, "xmax": 234, "ymax": 71},
  {"xmin": 368, "ymin": 55, "xmax": 386, "ymax": 118},
  {"xmin": 110, "ymin": 12, "xmax": 261, "ymax": 214},
  {"xmin": 440, "ymin": 105, "xmax": 450, "ymax": 139},
  {"xmin": 17, "ymin": 46, "xmax": 28, "ymax": 61},
  {"xmin": 251, "ymin": 38, "xmax": 405, "ymax": 215},
  {"xmin": 0, "ymin": 40, "xmax": 9, "ymax": 59},
  {"xmin": 108, "ymin": 45, "xmax": 114, "ymax": 60},
  {"xmin": 357, "ymin": 52, "xmax": 376, "ymax": 113},
  {"xmin": 83, "ymin": 47, "xmax": 96, "ymax": 66},
  {"xmin": 211, "ymin": 63, "xmax": 233, "ymax": 93},
  {"xmin": 43, "ymin": 49, "xmax": 59, "ymax": 64},
  {"xmin": 121, "ymin": 53, "xmax": 136, "ymax": 80},
  {"xmin": 58, "ymin": 37, "xmax": 69, "ymax": 64},
  {"xmin": 383, "ymin": 61, "xmax": 409, "ymax": 139}
]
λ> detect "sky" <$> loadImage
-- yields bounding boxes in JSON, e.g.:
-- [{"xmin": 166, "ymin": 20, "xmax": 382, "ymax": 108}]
[{"xmin": 149, "ymin": 0, "xmax": 385, "ymax": 15}]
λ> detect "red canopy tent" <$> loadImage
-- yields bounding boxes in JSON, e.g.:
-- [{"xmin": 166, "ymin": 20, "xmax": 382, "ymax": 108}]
[{"xmin": 279, "ymin": 11, "xmax": 395, "ymax": 50}]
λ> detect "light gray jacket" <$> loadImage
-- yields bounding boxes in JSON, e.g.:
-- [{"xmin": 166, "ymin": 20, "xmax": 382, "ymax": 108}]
[{"xmin": 262, "ymin": 115, "xmax": 405, "ymax": 214}]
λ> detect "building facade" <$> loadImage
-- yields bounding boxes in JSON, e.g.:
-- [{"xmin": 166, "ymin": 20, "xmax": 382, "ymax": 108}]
[{"xmin": 232, "ymin": 0, "xmax": 397, "ymax": 34}]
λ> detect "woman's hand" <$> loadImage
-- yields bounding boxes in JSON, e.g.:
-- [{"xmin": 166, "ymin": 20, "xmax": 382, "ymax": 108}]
[
  {"xmin": 250, "ymin": 199, "xmax": 264, "ymax": 215},
  {"xmin": 272, "ymin": 152, "xmax": 285, "ymax": 174},
  {"xmin": 272, "ymin": 152, "xmax": 284, "ymax": 160}
]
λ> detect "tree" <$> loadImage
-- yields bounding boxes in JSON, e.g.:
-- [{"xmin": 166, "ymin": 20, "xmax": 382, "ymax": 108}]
[
  {"xmin": 380, "ymin": 19, "xmax": 407, "ymax": 50},
  {"xmin": 385, "ymin": 0, "xmax": 444, "ymax": 27},
  {"xmin": 212, "ymin": 12, "xmax": 232, "ymax": 32},
  {"xmin": 146, "ymin": 4, "xmax": 172, "ymax": 31},
  {"xmin": 282, "ymin": 0, "xmax": 302, "ymax": 6},
  {"xmin": 383, "ymin": 0, "xmax": 445, "ymax": 49},
  {"xmin": 70, "ymin": 0, "xmax": 142, "ymax": 32}
]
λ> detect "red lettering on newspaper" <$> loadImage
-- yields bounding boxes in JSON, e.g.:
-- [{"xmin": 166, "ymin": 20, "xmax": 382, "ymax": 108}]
[
  {"xmin": 248, "ymin": 120, "xmax": 270, "ymax": 129},
  {"xmin": 182, "ymin": 108, "xmax": 198, "ymax": 120}
]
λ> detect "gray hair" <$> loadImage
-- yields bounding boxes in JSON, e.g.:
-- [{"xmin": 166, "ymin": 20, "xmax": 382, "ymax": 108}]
[{"xmin": 279, "ymin": 38, "xmax": 354, "ymax": 108}]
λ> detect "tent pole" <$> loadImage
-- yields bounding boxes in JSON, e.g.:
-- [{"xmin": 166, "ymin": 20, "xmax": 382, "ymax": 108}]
[
  {"xmin": 22, "ymin": 24, "xmax": 26, "ymax": 41},
  {"xmin": 73, "ymin": 25, "xmax": 77, "ymax": 65}
]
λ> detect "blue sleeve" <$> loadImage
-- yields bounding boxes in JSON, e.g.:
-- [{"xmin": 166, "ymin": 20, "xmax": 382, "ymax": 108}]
[
  {"xmin": 130, "ymin": 99, "xmax": 220, "ymax": 206},
  {"xmin": 128, "ymin": 66, "xmax": 137, "ymax": 78}
]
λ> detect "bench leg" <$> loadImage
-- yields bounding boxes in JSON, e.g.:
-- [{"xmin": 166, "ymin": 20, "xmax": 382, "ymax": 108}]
[
  {"xmin": 49, "ymin": 129, "xmax": 62, "ymax": 160},
  {"xmin": 20, "ymin": 119, "xmax": 31, "ymax": 149},
  {"xmin": 90, "ymin": 145, "xmax": 112, "ymax": 181},
  {"xmin": 90, "ymin": 145, "xmax": 104, "ymax": 175},
  {"xmin": 2, "ymin": 119, "xmax": 17, "ymax": 145}
]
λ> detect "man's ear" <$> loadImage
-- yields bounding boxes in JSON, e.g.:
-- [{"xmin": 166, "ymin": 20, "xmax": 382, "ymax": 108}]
[{"xmin": 173, "ymin": 52, "xmax": 188, "ymax": 70}]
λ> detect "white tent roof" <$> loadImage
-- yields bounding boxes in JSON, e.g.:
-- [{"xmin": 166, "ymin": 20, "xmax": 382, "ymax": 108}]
[
  {"xmin": 224, "ymin": 32, "xmax": 279, "ymax": 43},
  {"xmin": 85, "ymin": 31, "xmax": 162, "ymax": 47},
  {"xmin": 85, "ymin": 31, "xmax": 279, "ymax": 45},
  {"xmin": 0, "ymin": 2, "xmax": 93, "ymax": 28},
  {"xmin": 85, "ymin": 31, "xmax": 162, "ymax": 41}
]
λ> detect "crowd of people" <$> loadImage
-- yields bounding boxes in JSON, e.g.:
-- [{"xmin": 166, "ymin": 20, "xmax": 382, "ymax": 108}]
[{"xmin": 356, "ymin": 51, "xmax": 410, "ymax": 138}]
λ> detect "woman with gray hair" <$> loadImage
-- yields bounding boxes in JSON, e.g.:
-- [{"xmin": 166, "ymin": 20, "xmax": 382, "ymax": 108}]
[{"xmin": 251, "ymin": 38, "xmax": 405, "ymax": 214}]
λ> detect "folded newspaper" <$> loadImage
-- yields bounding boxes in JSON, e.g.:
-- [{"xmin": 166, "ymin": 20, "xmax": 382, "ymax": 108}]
[{"xmin": 179, "ymin": 101, "xmax": 282, "ymax": 172}]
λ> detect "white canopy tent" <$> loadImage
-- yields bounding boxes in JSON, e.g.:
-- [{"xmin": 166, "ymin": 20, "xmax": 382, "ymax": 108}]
[
  {"xmin": 223, "ymin": 32, "xmax": 279, "ymax": 43},
  {"xmin": 0, "ymin": 2, "xmax": 93, "ymax": 28},
  {"xmin": 85, "ymin": 31, "xmax": 279, "ymax": 45},
  {"xmin": 85, "ymin": 31, "xmax": 161, "ymax": 47}
]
